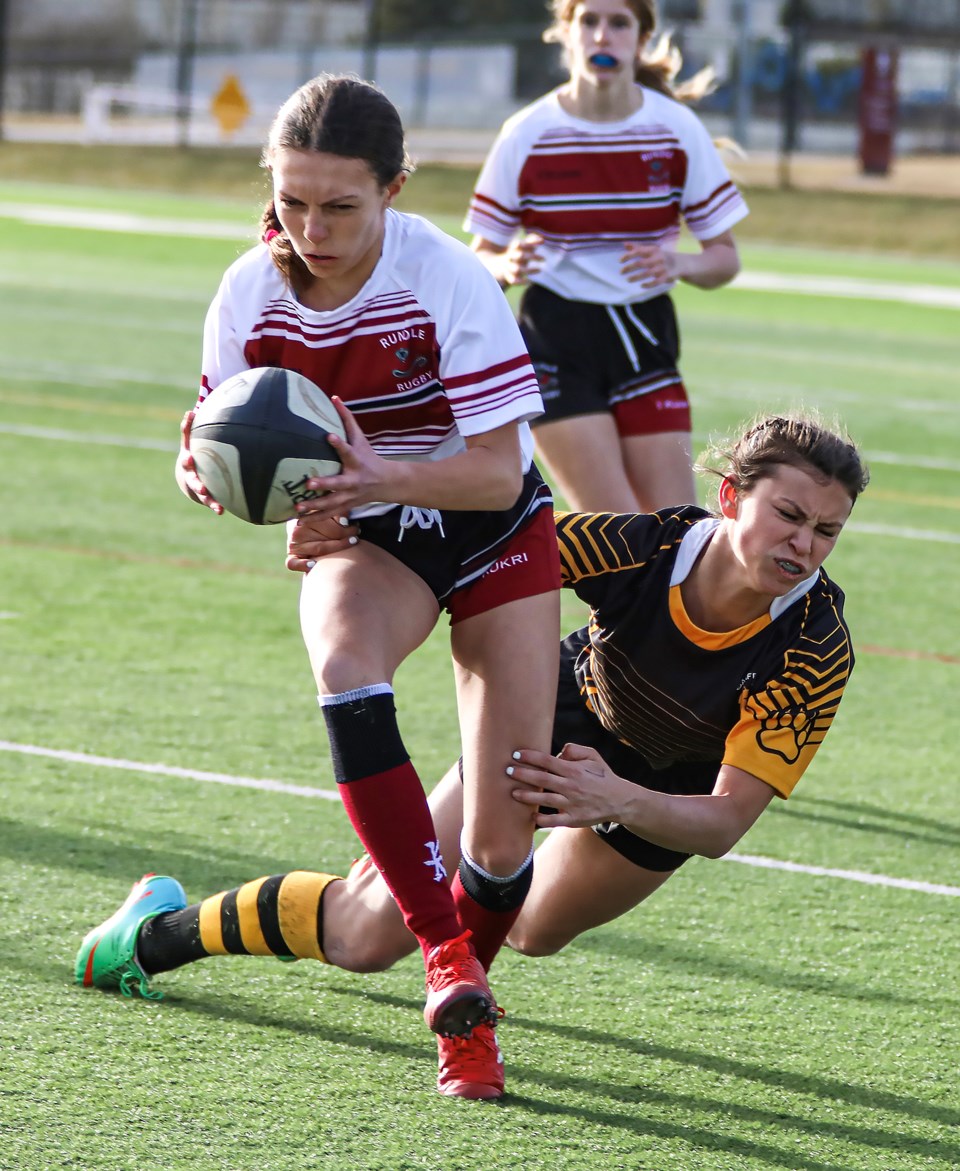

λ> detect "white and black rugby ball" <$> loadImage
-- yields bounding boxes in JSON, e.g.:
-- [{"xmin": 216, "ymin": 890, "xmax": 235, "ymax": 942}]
[{"xmin": 190, "ymin": 367, "xmax": 345, "ymax": 525}]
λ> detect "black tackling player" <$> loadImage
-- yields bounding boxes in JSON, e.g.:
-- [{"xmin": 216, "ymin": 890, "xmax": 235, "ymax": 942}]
[{"xmin": 78, "ymin": 412, "xmax": 868, "ymax": 1048}]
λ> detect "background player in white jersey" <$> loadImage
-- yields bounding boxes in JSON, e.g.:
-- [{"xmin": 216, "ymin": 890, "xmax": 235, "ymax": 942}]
[
  {"xmin": 107, "ymin": 74, "xmax": 563, "ymax": 1101},
  {"xmin": 80, "ymin": 414, "xmax": 869, "ymax": 1074},
  {"xmin": 465, "ymin": 0, "xmax": 749, "ymax": 514}
]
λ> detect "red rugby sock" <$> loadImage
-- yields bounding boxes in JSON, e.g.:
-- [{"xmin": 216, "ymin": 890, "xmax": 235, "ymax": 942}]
[{"xmin": 337, "ymin": 764, "xmax": 462, "ymax": 959}]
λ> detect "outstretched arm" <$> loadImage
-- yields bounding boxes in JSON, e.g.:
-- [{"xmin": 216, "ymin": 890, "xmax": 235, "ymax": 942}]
[{"xmin": 508, "ymin": 743, "xmax": 774, "ymax": 859}]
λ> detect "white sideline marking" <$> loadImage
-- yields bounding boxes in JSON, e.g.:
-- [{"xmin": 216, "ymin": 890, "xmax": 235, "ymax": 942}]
[
  {"xmin": 724, "ymin": 853, "xmax": 960, "ymax": 897},
  {"xmin": 866, "ymin": 451, "xmax": 960, "ymax": 473},
  {"xmin": 0, "ymin": 423, "xmax": 173, "ymax": 450},
  {"xmin": 733, "ymin": 270, "xmax": 960, "ymax": 310},
  {"xmin": 0, "ymin": 202, "xmax": 255, "ymax": 240},
  {"xmin": 0, "ymin": 740, "xmax": 339, "ymax": 802},
  {"xmin": 1, "ymin": 201, "xmax": 959, "ymax": 311},
  {"xmin": 3, "ymin": 426, "xmax": 958, "ymax": 546},
  {"xmin": 845, "ymin": 521, "xmax": 960, "ymax": 546},
  {"xmin": 2, "ymin": 739, "xmax": 958, "ymax": 898},
  {"xmin": 5, "ymin": 420, "xmax": 960, "ymax": 478}
]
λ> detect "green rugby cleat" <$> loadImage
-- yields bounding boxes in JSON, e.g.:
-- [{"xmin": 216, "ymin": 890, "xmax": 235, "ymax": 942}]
[{"xmin": 75, "ymin": 873, "xmax": 187, "ymax": 999}]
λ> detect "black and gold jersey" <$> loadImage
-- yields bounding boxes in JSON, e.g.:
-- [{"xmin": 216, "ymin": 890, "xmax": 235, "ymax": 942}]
[{"xmin": 555, "ymin": 507, "xmax": 854, "ymax": 798}]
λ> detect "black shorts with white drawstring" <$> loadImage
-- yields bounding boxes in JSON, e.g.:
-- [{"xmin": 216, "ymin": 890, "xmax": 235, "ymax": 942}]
[
  {"xmin": 518, "ymin": 284, "xmax": 691, "ymax": 437},
  {"xmin": 350, "ymin": 464, "xmax": 560, "ymax": 623}
]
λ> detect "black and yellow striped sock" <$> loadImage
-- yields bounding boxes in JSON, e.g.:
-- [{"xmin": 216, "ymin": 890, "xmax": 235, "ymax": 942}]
[{"xmin": 137, "ymin": 871, "xmax": 340, "ymax": 974}]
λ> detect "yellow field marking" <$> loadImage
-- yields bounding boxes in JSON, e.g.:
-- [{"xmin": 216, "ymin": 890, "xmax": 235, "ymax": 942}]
[
  {"xmin": 861, "ymin": 644, "xmax": 960, "ymax": 665},
  {"xmin": 866, "ymin": 488, "xmax": 960, "ymax": 511}
]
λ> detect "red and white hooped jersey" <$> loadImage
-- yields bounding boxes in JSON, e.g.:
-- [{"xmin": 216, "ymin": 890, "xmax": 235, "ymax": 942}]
[
  {"xmin": 199, "ymin": 209, "xmax": 543, "ymax": 516},
  {"xmin": 464, "ymin": 87, "xmax": 749, "ymax": 306}
]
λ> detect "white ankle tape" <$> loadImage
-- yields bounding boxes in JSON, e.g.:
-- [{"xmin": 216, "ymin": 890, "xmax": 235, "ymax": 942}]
[
  {"xmin": 460, "ymin": 838, "xmax": 534, "ymax": 884},
  {"xmin": 318, "ymin": 683, "xmax": 393, "ymax": 708}
]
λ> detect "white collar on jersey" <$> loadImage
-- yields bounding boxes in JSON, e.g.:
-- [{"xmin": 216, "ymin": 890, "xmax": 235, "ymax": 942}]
[{"xmin": 670, "ymin": 517, "xmax": 820, "ymax": 621}]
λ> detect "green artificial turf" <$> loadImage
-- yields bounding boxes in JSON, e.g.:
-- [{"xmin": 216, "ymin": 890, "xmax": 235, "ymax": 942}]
[{"xmin": 0, "ymin": 165, "xmax": 957, "ymax": 1170}]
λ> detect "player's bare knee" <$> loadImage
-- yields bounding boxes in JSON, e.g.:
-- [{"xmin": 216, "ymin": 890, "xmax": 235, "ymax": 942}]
[
  {"xmin": 322, "ymin": 877, "xmax": 412, "ymax": 972},
  {"xmin": 307, "ymin": 650, "xmax": 379, "ymax": 696},
  {"xmin": 322, "ymin": 928, "xmax": 404, "ymax": 973},
  {"xmin": 331, "ymin": 942, "xmax": 397, "ymax": 974},
  {"xmin": 505, "ymin": 923, "xmax": 566, "ymax": 958}
]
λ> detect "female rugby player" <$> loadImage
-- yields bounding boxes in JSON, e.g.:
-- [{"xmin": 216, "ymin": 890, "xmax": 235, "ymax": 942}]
[
  {"xmin": 466, "ymin": 0, "xmax": 748, "ymax": 514},
  {"xmin": 78, "ymin": 413, "xmax": 868, "ymax": 1101},
  {"xmin": 79, "ymin": 74, "xmax": 563, "ymax": 1101}
]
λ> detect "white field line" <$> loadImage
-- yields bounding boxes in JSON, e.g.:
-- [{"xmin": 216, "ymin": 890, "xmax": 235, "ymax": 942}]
[
  {"xmin": 2, "ymin": 739, "xmax": 958, "ymax": 899},
  {"xmin": 2, "ymin": 201, "xmax": 959, "ymax": 310},
  {"xmin": 861, "ymin": 450, "xmax": 960, "ymax": 473},
  {"xmin": 0, "ymin": 202, "xmax": 256, "ymax": 240},
  {"xmin": 0, "ymin": 423, "xmax": 173, "ymax": 450},
  {"xmin": 0, "ymin": 740, "xmax": 338, "ymax": 801},
  {"xmin": 2, "ymin": 426, "xmax": 958, "ymax": 546},
  {"xmin": 723, "ymin": 853, "xmax": 960, "ymax": 898},
  {"xmin": 2, "ymin": 420, "xmax": 959, "ymax": 476},
  {"xmin": 732, "ymin": 270, "xmax": 960, "ymax": 310},
  {"xmin": 844, "ymin": 521, "xmax": 960, "ymax": 545},
  {"xmin": 3, "ymin": 363, "xmax": 194, "ymax": 390}
]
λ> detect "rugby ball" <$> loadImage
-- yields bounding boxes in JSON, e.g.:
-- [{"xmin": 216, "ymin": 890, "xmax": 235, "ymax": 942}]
[{"xmin": 190, "ymin": 367, "xmax": 345, "ymax": 525}]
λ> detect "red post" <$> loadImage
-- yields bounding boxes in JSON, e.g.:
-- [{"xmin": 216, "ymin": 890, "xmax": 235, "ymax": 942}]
[{"xmin": 858, "ymin": 46, "xmax": 898, "ymax": 176}]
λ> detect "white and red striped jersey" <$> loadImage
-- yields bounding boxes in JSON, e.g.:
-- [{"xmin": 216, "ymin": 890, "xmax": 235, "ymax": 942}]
[
  {"xmin": 464, "ymin": 87, "xmax": 748, "ymax": 306},
  {"xmin": 200, "ymin": 209, "xmax": 543, "ymax": 516}
]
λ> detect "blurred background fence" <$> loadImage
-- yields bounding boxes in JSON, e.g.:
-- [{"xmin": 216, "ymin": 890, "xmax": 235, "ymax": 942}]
[{"xmin": 0, "ymin": 0, "xmax": 958, "ymax": 163}]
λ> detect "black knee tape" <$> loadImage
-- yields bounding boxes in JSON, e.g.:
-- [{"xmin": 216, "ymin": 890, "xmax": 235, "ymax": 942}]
[
  {"xmin": 321, "ymin": 692, "xmax": 409, "ymax": 783},
  {"xmin": 458, "ymin": 853, "xmax": 533, "ymax": 913}
]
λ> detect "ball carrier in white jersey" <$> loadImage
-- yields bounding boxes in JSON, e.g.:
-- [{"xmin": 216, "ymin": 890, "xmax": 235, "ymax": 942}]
[
  {"xmin": 174, "ymin": 74, "xmax": 563, "ymax": 1101},
  {"xmin": 466, "ymin": 0, "xmax": 749, "ymax": 515}
]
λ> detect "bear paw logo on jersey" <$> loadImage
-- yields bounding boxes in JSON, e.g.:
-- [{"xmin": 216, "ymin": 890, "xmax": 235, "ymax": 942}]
[{"xmin": 750, "ymin": 690, "xmax": 818, "ymax": 765}]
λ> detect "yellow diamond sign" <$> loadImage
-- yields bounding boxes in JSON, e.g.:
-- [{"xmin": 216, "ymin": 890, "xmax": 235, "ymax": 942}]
[{"xmin": 211, "ymin": 75, "xmax": 251, "ymax": 136}]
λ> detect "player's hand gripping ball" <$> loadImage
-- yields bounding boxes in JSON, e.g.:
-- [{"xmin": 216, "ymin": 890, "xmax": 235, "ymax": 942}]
[{"xmin": 189, "ymin": 367, "xmax": 346, "ymax": 524}]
